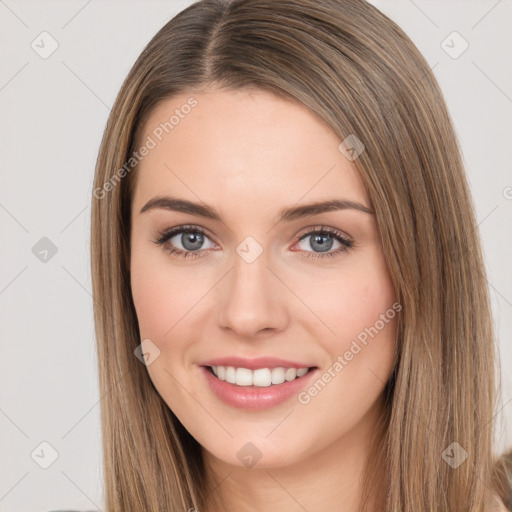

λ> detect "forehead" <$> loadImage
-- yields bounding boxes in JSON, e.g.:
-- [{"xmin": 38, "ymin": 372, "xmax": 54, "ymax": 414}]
[{"xmin": 132, "ymin": 88, "xmax": 369, "ymax": 215}]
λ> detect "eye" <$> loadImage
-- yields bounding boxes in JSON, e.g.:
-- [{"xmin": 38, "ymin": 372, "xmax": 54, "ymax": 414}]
[
  {"xmin": 294, "ymin": 226, "xmax": 353, "ymax": 260},
  {"xmin": 153, "ymin": 225, "xmax": 217, "ymax": 260},
  {"xmin": 153, "ymin": 224, "xmax": 353, "ymax": 261}
]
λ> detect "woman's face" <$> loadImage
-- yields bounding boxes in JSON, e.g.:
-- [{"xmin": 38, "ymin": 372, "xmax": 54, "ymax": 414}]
[{"xmin": 130, "ymin": 88, "xmax": 398, "ymax": 469}]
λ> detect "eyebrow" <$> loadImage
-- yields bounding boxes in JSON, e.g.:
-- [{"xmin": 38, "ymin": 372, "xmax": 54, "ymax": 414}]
[{"xmin": 139, "ymin": 195, "xmax": 374, "ymax": 222}]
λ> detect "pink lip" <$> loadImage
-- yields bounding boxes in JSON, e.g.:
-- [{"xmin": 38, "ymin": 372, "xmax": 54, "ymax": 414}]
[
  {"xmin": 199, "ymin": 356, "xmax": 315, "ymax": 370},
  {"xmin": 199, "ymin": 365, "xmax": 319, "ymax": 411}
]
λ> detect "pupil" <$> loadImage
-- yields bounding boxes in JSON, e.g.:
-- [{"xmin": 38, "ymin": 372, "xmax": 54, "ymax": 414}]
[
  {"xmin": 182, "ymin": 232, "xmax": 203, "ymax": 251},
  {"xmin": 311, "ymin": 234, "xmax": 333, "ymax": 253}
]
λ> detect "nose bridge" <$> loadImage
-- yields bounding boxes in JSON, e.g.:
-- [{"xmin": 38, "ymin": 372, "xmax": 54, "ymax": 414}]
[{"xmin": 216, "ymin": 237, "xmax": 287, "ymax": 336}]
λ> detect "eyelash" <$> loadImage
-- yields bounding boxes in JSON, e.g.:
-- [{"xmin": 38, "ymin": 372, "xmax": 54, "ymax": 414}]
[{"xmin": 152, "ymin": 224, "xmax": 354, "ymax": 261}]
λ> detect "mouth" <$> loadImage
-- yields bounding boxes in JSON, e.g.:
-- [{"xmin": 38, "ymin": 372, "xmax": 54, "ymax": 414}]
[
  {"xmin": 200, "ymin": 363, "xmax": 319, "ymax": 410},
  {"xmin": 198, "ymin": 356, "xmax": 319, "ymax": 410},
  {"xmin": 203, "ymin": 364, "xmax": 317, "ymax": 387}
]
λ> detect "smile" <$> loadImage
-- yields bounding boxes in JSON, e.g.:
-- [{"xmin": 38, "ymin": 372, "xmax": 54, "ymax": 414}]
[
  {"xmin": 207, "ymin": 365, "xmax": 311, "ymax": 387},
  {"xmin": 199, "ymin": 362, "xmax": 319, "ymax": 411}
]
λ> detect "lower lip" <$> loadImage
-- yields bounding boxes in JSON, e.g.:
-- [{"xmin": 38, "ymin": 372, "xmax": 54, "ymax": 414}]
[{"xmin": 199, "ymin": 366, "xmax": 318, "ymax": 411}]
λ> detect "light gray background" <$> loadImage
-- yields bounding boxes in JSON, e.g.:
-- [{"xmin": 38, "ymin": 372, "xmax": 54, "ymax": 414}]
[{"xmin": 0, "ymin": 1, "xmax": 510, "ymax": 511}]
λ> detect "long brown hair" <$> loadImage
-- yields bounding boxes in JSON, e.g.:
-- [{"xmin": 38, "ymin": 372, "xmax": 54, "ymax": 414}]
[{"xmin": 90, "ymin": 0, "xmax": 510, "ymax": 510}]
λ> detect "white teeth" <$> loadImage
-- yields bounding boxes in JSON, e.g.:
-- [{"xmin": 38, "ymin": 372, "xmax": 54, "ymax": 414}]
[
  {"xmin": 271, "ymin": 367, "xmax": 285, "ymax": 385},
  {"xmin": 209, "ymin": 365, "xmax": 310, "ymax": 387},
  {"xmin": 253, "ymin": 368, "xmax": 272, "ymax": 387},
  {"xmin": 284, "ymin": 368, "xmax": 297, "ymax": 381},
  {"xmin": 225, "ymin": 366, "xmax": 236, "ymax": 383},
  {"xmin": 235, "ymin": 367, "xmax": 253, "ymax": 386}
]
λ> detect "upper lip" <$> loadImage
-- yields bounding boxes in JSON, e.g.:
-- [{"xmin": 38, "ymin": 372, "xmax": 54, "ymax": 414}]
[{"xmin": 199, "ymin": 356, "xmax": 316, "ymax": 370}]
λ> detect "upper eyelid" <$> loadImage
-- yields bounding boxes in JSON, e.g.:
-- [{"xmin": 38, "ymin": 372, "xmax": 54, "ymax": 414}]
[
  {"xmin": 158, "ymin": 224, "xmax": 214, "ymax": 243},
  {"xmin": 296, "ymin": 225, "xmax": 352, "ymax": 242}
]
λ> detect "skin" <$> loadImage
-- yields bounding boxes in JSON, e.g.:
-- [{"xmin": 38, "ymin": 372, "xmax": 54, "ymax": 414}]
[{"xmin": 130, "ymin": 87, "xmax": 398, "ymax": 512}]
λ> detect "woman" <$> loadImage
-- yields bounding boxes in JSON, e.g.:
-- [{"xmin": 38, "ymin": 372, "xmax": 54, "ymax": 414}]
[{"xmin": 90, "ymin": 0, "xmax": 512, "ymax": 510}]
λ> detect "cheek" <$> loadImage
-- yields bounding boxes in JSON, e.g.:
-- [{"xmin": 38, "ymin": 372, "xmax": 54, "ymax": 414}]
[
  {"xmin": 335, "ymin": 272, "xmax": 396, "ymax": 347},
  {"xmin": 130, "ymin": 240, "xmax": 200, "ymax": 343},
  {"xmin": 296, "ymin": 252, "xmax": 397, "ymax": 350},
  {"xmin": 294, "ymin": 262, "xmax": 397, "ymax": 442},
  {"xmin": 130, "ymin": 243, "xmax": 203, "ymax": 407}
]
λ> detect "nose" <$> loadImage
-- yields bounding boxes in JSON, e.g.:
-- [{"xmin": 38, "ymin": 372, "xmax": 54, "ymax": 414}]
[{"xmin": 216, "ymin": 246, "xmax": 289, "ymax": 339}]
